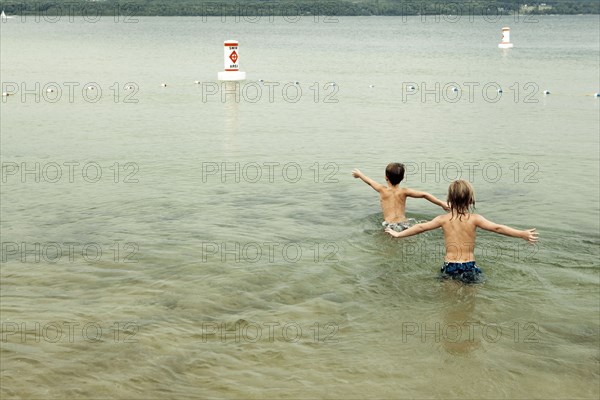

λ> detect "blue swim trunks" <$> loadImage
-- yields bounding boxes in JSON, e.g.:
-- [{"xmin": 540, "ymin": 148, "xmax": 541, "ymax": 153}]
[{"xmin": 441, "ymin": 261, "xmax": 482, "ymax": 283}]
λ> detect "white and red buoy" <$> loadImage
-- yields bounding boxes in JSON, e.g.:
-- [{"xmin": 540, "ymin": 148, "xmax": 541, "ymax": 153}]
[
  {"xmin": 218, "ymin": 40, "xmax": 246, "ymax": 81},
  {"xmin": 498, "ymin": 27, "xmax": 513, "ymax": 49}
]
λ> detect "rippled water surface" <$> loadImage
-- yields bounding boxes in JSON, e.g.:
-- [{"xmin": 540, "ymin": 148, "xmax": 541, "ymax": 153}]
[{"xmin": 1, "ymin": 15, "xmax": 599, "ymax": 399}]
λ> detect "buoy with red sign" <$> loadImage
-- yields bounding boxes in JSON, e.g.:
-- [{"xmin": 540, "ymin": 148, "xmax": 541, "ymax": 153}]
[
  {"xmin": 498, "ymin": 27, "xmax": 513, "ymax": 49},
  {"xmin": 218, "ymin": 40, "xmax": 246, "ymax": 81}
]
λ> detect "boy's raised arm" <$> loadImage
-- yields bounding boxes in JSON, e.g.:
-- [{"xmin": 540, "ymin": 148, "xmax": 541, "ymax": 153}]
[
  {"xmin": 385, "ymin": 217, "xmax": 442, "ymax": 238},
  {"xmin": 352, "ymin": 168, "xmax": 385, "ymax": 192},
  {"xmin": 474, "ymin": 215, "xmax": 538, "ymax": 244},
  {"xmin": 405, "ymin": 189, "xmax": 449, "ymax": 211}
]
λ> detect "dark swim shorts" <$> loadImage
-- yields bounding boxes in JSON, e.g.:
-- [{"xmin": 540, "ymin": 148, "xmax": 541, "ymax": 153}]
[{"xmin": 440, "ymin": 261, "xmax": 483, "ymax": 283}]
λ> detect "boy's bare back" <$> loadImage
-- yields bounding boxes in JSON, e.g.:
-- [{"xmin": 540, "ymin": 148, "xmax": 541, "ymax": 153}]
[
  {"xmin": 352, "ymin": 166, "xmax": 448, "ymax": 224},
  {"xmin": 436, "ymin": 213, "xmax": 478, "ymax": 262},
  {"xmin": 389, "ymin": 211, "xmax": 538, "ymax": 262},
  {"xmin": 385, "ymin": 179, "xmax": 538, "ymax": 281},
  {"xmin": 379, "ymin": 186, "xmax": 428, "ymax": 223}
]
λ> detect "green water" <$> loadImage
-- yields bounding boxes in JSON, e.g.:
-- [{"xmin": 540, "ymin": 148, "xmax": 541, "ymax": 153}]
[{"xmin": 1, "ymin": 15, "xmax": 599, "ymax": 399}]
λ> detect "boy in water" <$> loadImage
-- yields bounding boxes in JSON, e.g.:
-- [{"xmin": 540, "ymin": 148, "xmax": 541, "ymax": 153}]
[
  {"xmin": 352, "ymin": 163, "xmax": 449, "ymax": 231},
  {"xmin": 385, "ymin": 180, "xmax": 538, "ymax": 282}
]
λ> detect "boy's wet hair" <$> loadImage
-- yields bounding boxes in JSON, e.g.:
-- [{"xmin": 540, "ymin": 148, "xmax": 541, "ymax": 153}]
[
  {"xmin": 385, "ymin": 163, "xmax": 405, "ymax": 185},
  {"xmin": 447, "ymin": 180, "xmax": 475, "ymax": 220}
]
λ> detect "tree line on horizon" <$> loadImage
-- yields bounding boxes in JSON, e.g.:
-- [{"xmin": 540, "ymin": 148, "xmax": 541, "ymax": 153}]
[{"xmin": 1, "ymin": 0, "xmax": 598, "ymax": 16}]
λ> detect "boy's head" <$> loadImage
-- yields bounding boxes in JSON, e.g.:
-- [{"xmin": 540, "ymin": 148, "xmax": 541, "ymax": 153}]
[
  {"xmin": 385, "ymin": 163, "xmax": 405, "ymax": 186},
  {"xmin": 447, "ymin": 180, "xmax": 475, "ymax": 217}
]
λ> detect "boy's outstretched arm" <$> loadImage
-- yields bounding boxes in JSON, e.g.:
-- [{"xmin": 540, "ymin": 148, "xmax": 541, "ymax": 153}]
[
  {"xmin": 385, "ymin": 217, "xmax": 442, "ymax": 238},
  {"xmin": 474, "ymin": 215, "xmax": 538, "ymax": 244},
  {"xmin": 352, "ymin": 168, "xmax": 385, "ymax": 192},
  {"xmin": 405, "ymin": 189, "xmax": 449, "ymax": 211}
]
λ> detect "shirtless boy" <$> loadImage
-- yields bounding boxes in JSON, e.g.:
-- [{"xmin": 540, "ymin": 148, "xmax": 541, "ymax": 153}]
[
  {"xmin": 385, "ymin": 180, "xmax": 538, "ymax": 282},
  {"xmin": 352, "ymin": 163, "xmax": 448, "ymax": 231}
]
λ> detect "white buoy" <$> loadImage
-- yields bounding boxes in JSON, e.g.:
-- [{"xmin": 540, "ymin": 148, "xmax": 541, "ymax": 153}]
[
  {"xmin": 258, "ymin": 79, "xmax": 264, "ymax": 82},
  {"xmin": 125, "ymin": 85, "xmax": 134, "ymax": 90},
  {"xmin": 161, "ymin": 83, "xmax": 167, "ymax": 87},
  {"xmin": 194, "ymin": 80, "xmax": 200, "ymax": 84},
  {"xmin": 451, "ymin": 87, "xmax": 458, "ymax": 92},
  {"xmin": 408, "ymin": 85, "xmax": 415, "ymax": 90},
  {"xmin": 369, "ymin": 85, "xmax": 375, "ymax": 88},
  {"xmin": 294, "ymin": 81, "xmax": 300, "ymax": 85},
  {"xmin": 594, "ymin": 93, "xmax": 599, "ymax": 97},
  {"xmin": 2, "ymin": 92, "xmax": 10, "ymax": 97},
  {"xmin": 497, "ymin": 88, "xmax": 503, "ymax": 93},
  {"xmin": 543, "ymin": 90, "xmax": 550, "ymax": 95},
  {"xmin": 498, "ymin": 27, "xmax": 513, "ymax": 49},
  {"xmin": 86, "ymin": 86, "xmax": 95, "ymax": 90},
  {"xmin": 46, "ymin": 88, "xmax": 54, "ymax": 93},
  {"xmin": 218, "ymin": 40, "xmax": 246, "ymax": 81}
]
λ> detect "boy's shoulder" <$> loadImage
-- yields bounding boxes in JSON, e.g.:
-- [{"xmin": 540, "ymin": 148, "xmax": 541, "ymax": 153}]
[
  {"xmin": 389, "ymin": 185, "xmax": 407, "ymax": 192},
  {"xmin": 400, "ymin": 186, "xmax": 421, "ymax": 193},
  {"xmin": 435, "ymin": 213, "xmax": 451, "ymax": 223},
  {"xmin": 440, "ymin": 212, "xmax": 480, "ymax": 223},
  {"xmin": 382, "ymin": 185, "xmax": 408, "ymax": 196}
]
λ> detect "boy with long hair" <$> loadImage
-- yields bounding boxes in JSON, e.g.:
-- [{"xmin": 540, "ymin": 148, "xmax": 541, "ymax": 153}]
[{"xmin": 385, "ymin": 180, "xmax": 538, "ymax": 282}]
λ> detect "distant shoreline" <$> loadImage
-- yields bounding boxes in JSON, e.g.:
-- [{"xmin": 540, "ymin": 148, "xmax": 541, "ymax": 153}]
[
  {"xmin": 3, "ymin": 13, "xmax": 599, "ymax": 17},
  {"xmin": 2, "ymin": 0, "xmax": 599, "ymax": 18}
]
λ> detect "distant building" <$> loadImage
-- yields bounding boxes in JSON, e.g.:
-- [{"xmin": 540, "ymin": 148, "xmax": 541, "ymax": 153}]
[
  {"xmin": 520, "ymin": 3, "xmax": 553, "ymax": 13},
  {"xmin": 520, "ymin": 4, "xmax": 535, "ymax": 13}
]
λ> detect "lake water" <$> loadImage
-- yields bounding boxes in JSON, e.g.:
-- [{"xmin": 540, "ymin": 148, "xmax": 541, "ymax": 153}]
[{"xmin": 1, "ymin": 15, "xmax": 599, "ymax": 399}]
